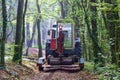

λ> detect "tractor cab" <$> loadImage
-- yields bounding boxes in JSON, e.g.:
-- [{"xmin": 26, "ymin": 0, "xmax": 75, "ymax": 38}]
[{"xmin": 46, "ymin": 22, "xmax": 74, "ymax": 51}]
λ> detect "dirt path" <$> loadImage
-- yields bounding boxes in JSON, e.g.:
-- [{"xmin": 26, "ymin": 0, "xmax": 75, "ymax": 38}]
[
  {"xmin": 33, "ymin": 71, "xmax": 98, "ymax": 80},
  {"xmin": 0, "ymin": 48, "xmax": 98, "ymax": 80},
  {"xmin": 22, "ymin": 61, "xmax": 98, "ymax": 80},
  {"xmin": 1, "ymin": 60, "xmax": 98, "ymax": 80},
  {"xmin": 26, "ymin": 67, "xmax": 98, "ymax": 80},
  {"xmin": 25, "ymin": 48, "xmax": 98, "ymax": 80}
]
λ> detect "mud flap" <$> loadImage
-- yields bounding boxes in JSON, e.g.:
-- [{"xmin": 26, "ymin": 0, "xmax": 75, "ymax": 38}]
[
  {"xmin": 79, "ymin": 57, "xmax": 84, "ymax": 70},
  {"xmin": 37, "ymin": 57, "xmax": 45, "ymax": 71}
]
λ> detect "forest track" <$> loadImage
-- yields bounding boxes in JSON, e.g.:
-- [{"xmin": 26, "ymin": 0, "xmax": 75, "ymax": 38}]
[
  {"xmin": 0, "ymin": 48, "xmax": 98, "ymax": 80},
  {"xmin": 25, "ymin": 48, "xmax": 98, "ymax": 80},
  {"xmin": 28, "ymin": 68, "xmax": 98, "ymax": 80}
]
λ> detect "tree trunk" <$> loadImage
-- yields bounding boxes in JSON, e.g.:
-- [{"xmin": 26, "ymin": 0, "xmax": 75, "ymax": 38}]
[
  {"xmin": 81, "ymin": 0, "xmax": 102, "ymax": 62},
  {"xmin": 26, "ymin": 21, "xmax": 37, "ymax": 56},
  {"xmin": 12, "ymin": 0, "xmax": 24, "ymax": 64},
  {"xmin": 60, "ymin": 1, "xmax": 65, "ymax": 18},
  {"xmin": 90, "ymin": 0, "xmax": 99, "ymax": 63},
  {"xmin": 0, "ymin": 0, "xmax": 7, "ymax": 68},
  {"xmin": 21, "ymin": 0, "xmax": 28, "ymax": 56},
  {"xmin": 26, "ymin": 23, "xmax": 30, "ymax": 47},
  {"xmin": 71, "ymin": 1, "xmax": 81, "ymax": 29},
  {"xmin": 36, "ymin": 0, "xmax": 42, "ymax": 57},
  {"xmin": 22, "ymin": 0, "xmax": 28, "ymax": 45},
  {"xmin": 104, "ymin": 0, "xmax": 120, "ymax": 65}
]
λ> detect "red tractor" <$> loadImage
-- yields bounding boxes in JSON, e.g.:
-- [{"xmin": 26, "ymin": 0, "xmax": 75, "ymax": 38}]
[{"xmin": 37, "ymin": 20, "xmax": 84, "ymax": 71}]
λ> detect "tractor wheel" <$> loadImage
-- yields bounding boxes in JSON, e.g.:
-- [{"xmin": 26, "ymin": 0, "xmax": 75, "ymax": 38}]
[
  {"xmin": 38, "ymin": 66, "xmax": 43, "ymax": 71},
  {"xmin": 47, "ymin": 55, "xmax": 51, "ymax": 64},
  {"xmin": 72, "ymin": 57, "xmax": 75, "ymax": 64},
  {"xmin": 72, "ymin": 55, "xmax": 78, "ymax": 62},
  {"xmin": 74, "ymin": 42, "xmax": 81, "ymax": 62},
  {"xmin": 80, "ymin": 66, "xmax": 84, "ymax": 70},
  {"xmin": 45, "ymin": 43, "xmax": 52, "ymax": 59}
]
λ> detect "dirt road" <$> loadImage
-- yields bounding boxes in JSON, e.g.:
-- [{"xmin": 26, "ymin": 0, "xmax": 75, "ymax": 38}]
[
  {"xmin": 28, "ymin": 70, "xmax": 98, "ymax": 80},
  {"xmin": 21, "ymin": 48, "xmax": 98, "ymax": 80},
  {"xmin": 22, "ymin": 60, "xmax": 98, "ymax": 80},
  {"xmin": 0, "ymin": 48, "xmax": 98, "ymax": 80}
]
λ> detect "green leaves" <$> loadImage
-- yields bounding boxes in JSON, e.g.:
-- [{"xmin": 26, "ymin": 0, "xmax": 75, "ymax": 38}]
[{"xmin": 89, "ymin": 2, "xmax": 118, "ymax": 12}]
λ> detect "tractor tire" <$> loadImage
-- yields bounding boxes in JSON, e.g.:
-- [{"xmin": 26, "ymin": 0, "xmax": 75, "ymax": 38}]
[
  {"xmin": 47, "ymin": 55, "xmax": 52, "ymax": 64},
  {"xmin": 45, "ymin": 43, "xmax": 52, "ymax": 59},
  {"xmin": 38, "ymin": 66, "xmax": 43, "ymax": 71},
  {"xmin": 74, "ymin": 42, "xmax": 81, "ymax": 62},
  {"xmin": 80, "ymin": 66, "xmax": 84, "ymax": 70},
  {"xmin": 72, "ymin": 57, "xmax": 75, "ymax": 64}
]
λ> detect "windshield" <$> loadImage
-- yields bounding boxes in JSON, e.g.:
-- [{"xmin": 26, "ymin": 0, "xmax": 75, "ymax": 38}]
[{"xmin": 57, "ymin": 23, "xmax": 73, "ymax": 48}]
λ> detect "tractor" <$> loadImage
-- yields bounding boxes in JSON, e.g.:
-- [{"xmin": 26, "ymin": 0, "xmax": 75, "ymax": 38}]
[{"xmin": 37, "ymin": 20, "xmax": 84, "ymax": 71}]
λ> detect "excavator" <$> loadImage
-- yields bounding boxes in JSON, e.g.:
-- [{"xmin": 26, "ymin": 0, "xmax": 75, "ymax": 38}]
[{"xmin": 37, "ymin": 20, "xmax": 84, "ymax": 71}]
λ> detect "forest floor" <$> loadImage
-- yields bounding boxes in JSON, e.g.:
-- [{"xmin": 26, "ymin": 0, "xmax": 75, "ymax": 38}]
[{"xmin": 0, "ymin": 48, "xmax": 98, "ymax": 80}]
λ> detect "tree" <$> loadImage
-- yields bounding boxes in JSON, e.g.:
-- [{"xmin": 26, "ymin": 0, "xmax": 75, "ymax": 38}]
[
  {"xmin": 90, "ymin": 0, "xmax": 99, "ymax": 63},
  {"xmin": 12, "ymin": 0, "xmax": 24, "ymax": 64},
  {"xmin": 21, "ymin": 0, "xmax": 28, "ymax": 56},
  {"xmin": 36, "ymin": 0, "xmax": 42, "ymax": 57},
  {"xmin": 0, "ymin": 0, "xmax": 7, "ymax": 69},
  {"xmin": 60, "ymin": 0, "xmax": 66, "ymax": 18},
  {"xmin": 104, "ymin": 0, "xmax": 120, "ymax": 65},
  {"xmin": 26, "ymin": 21, "xmax": 37, "ymax": 56}
]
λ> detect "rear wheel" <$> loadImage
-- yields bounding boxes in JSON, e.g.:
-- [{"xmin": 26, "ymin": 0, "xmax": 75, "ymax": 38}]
[
  {"xmin": 80, "ymin": 66, "xmax": 84, "ymax": 70},
  {"xmin": 38, "ymin": 66, "xmax": 43, "ymax": 71},
  {"xmin": 47, "ymin": 55, "xmax": 52, "ymax": 64},
  {"xmin": 45, "ymin": 43, "xmax": 52, "ymax": 59},
  {"xmin": 75, "ymin": 42, "xmax": 81, "ymax": 57},
  {"xmin": 74, "ymin": 42, "xmax": 81, "ymax": 62}
]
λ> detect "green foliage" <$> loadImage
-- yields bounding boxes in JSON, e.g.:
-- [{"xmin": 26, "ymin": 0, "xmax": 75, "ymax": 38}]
[
  {"xmin": 33, "ymin": 45, "xmax": 45, "ymax": 49},
  {"xmin": 84, "ymin": 62, "xmax": 94, "ymax": 72},
  {"xmin": 5, "ymin": 43, "xmax": 15, "ymax": 56},
  {"xmin": 97, "ymin": 64, "xmax": 120, "ymax": 80},
  {"xmin": 4, "ymin": 43, "xmax": 19, "ymax": 63},
  {"xmin": 96, "ymin": 52, "xmax": 120, "ymax": 80},
  {"xmin": 116, "ymin": 52, "xmax": 120, "ymax": 55},
  {"xmin": 99, "ymin": 75, "xmax": 104, "ymax": 80},
  {"xmin": 33, "ymin": 45, "xmax": 38, "ymax": 48},
  {"xmin": 64, "ymin": 39, "xmax": 72, "ymax": 48},
  {"xmin": 90, "ymin": 2, "xmax": 116, "ymax": 12}
]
